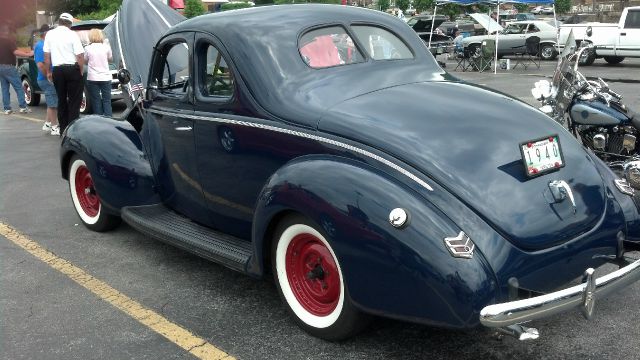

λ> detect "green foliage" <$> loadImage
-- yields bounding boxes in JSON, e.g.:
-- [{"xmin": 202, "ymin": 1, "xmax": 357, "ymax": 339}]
[
  {"xmin": 377, "ymin": 0, "xmax": 390, "ymax": 11},
  {"xmin": 514, "ymin": 4, "xmax": 528, "ymax": 13},
  {"xmin": 253, "ymin": 0, "xmax": 273, "ymax": 4},
  {"xmin": 412, "ymin": 0, "xmax": 433, "ymax": 14},
  {"xmin": 395, "ymin": 0, "xmax": 410, "ymax": 12},
  {"xmin": 77, "ymin": 9, "xmax": 116, "ymax": 20},
  {"xmin": 184, "ymin": 0, "xmax": 205, "ymax": 18},
  {"xmin": 554, "ymin": 0, "xmax": 571, "ymax": 14},
  {"xmin": 221, "ymin": 2, "xmax": 253, "ymax": 11},
  {"xmin": 438, "ymin": 3, "xmax": 461, "ymax": 20},
  {"xmin": 475, "ymin": 4, "xmax": 489, "ymax": 13}
]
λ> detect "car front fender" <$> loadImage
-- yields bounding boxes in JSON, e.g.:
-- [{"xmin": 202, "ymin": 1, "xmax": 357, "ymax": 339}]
[
  {"xmin": 60, "ymin": 116, "xmax": 160, "ymax": 214},
  {"xmin": 250, "ymin": 155, "xmax": 499, "ymax": 328}
]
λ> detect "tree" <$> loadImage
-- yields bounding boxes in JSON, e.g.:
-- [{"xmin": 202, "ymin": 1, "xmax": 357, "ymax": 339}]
[
  {"xmin": 184, "ymin": 0, "xmax": 205, "ymax": 18},
  {"xmin": 221, "ymin": 2, "xmax": 253, "ymax": 10},
  {"xmin": 413, "ymin": 0, "xmax": 434, "ymax": 14},
  {"xmin": 439, "ymin": 3, "xmax": 461, "ymax": 20},
  {"xmin": 554, "ymin": 0, "xmax": 571, "ymax": 14},
  {"xmin": 396, "ymin": 0, "xmax": 410, "ymax": 11},
  {"xmin": 378, "ymin": 0, "xmax": 390, "ymax": 11},
  {"xmin": 514, "ymin": 4, "xmax": 528, "ymax": 13}
]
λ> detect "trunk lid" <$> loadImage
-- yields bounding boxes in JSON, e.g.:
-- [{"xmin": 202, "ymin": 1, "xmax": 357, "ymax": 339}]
[{"xmin": 318, "ymin": 81, "xmax": 607, "ymax": 251}]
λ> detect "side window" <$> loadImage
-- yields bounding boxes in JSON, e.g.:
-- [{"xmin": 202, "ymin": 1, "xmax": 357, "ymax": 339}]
[
  {"xmin": 199, "ymin": 44, "xmax": 234, "ymax": 98},
  {"xmin": 351, "ymin": 26, "xmax": 413, "ymax": 60},
  {"xmin": 299, "ymin": 26, "xmax": 364, "ymax": 68},
  {"xmin": 151, "ymin": 41, "xmax": 189, "ymax": 95},
  {"xmin": 624, "ymin": 10, "xmax": 640, "ymax": 29}
]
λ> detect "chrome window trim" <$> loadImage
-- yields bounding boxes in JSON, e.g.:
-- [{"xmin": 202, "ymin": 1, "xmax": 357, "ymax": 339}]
[{"xmin": 147, "ymin": 108, "xmax": 434, "ymax": 191}]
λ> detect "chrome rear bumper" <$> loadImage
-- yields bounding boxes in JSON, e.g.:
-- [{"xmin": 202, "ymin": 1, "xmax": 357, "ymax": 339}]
[{"xmin": 480, "ymin": 257, "xmax": 640, "ymax": 335}]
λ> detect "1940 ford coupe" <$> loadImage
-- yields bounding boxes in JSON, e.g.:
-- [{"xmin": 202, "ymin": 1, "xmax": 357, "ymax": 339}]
[{"xmin": 60, "ymin": 1, "xmax": 640, "ymax": 341}]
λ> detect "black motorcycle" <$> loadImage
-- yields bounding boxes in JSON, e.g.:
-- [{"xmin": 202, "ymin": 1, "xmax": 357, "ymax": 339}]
[{"xmin": 531, "ymin": 30, "xmax": 640, "ymax": 188}]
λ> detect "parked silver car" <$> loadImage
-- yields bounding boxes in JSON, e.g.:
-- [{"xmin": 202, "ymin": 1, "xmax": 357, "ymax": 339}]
[{"xmin": 461, "ymin": 20, "xmax": 558, "ymax": 60}]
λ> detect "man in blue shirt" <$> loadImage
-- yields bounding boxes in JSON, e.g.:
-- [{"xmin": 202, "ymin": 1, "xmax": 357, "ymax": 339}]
[{"xmin": 34, "ymin": 24, "xmax": 59, "ymax": 135}]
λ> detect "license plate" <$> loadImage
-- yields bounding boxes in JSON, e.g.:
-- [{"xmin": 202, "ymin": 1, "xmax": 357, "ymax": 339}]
[{"xmin": 520, "ymin": 135, "xmax": 565, "ymax": 177}]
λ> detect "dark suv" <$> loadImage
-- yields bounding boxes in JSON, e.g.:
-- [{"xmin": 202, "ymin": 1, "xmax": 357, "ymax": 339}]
[{"xmin": 17, "ymin": 20, "xmax": 123, "ymax": 114}]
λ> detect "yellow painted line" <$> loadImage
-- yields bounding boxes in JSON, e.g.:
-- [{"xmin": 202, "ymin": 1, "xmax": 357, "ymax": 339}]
[
  {"xmin": 0, "ymin": 222, "xmax": 235, "ymax": 360},
  {"xmin": 10, "ymin": 114, "xmax": 43, "ymax": 123}
]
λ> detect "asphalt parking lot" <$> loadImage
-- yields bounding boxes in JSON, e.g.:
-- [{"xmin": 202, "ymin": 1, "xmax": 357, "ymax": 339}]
[{"xmin": 2, "ymin": 58, "xmax": 640, "ymax": 360}]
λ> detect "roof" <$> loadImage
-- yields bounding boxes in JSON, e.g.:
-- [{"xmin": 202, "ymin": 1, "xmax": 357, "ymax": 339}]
[{"xmin": 166, "ymin": 4, "xmax": 443, "ymax": 126}]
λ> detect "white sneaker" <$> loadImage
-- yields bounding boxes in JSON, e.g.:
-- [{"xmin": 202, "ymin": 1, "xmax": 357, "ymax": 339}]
[
  {"xmin": 19, "ymin": 107, "xmax": 31, "ymax": 113},
  {"xmin": 50, "ymin": 125, "xmax": 60, "ymax": 136},
  {"xmin": 3, "ymin": 109, "xmax": 12, "ymax": 115},
  {"xmin": 42, "ymin": 122, "xmax": 52, "ymax": 131}
]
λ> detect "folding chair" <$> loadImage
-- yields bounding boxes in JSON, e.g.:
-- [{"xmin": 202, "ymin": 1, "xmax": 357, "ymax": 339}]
[
  {"xmin": 513, "ymin": 36, "xmax": 540, "ymax": 69},
  {"xmin": 453, "ymin": 32, "xmax": 472, "ymax": 71},
  {"xmin": 474, "ymin": 39, "xmax": 495, "ymax": 73},
  {"xmin": 454, "ymin": 45, "xmax": 470, "ymax": 71}
]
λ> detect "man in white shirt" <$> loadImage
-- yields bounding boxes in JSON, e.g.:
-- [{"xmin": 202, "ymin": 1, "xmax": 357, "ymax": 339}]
[{"xmin": 43, "ymin": 12, "xmax": 84, "ymax": 134}]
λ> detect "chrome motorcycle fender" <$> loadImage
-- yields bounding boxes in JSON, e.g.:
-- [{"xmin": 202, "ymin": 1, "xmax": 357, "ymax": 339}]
[{"xmin": 571, "ymin": 100, "xmax": 629, "ymax": 126}]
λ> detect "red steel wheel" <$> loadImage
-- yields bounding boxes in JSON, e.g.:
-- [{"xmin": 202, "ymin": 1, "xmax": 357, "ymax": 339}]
[
  {"xmin": 74, "ymin": 164, "xmax": 100, "ymax": 218},
  {"xmin": 68, "ymin": 155, "xmax": 120, "ymax": 232},
  {"xmin": 272, "ymin": 215, "xmax": 370, "ymax": 340},
  {"xmin": 285, "ymin": 232, "xmax": 341, "ymax": 316}
]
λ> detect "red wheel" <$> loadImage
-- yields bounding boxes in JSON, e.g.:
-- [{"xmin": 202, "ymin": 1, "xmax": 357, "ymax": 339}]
[
  {"xmin": 285, "ymin": 232, "xmax": 341, "ymax": 317},
  {"xmin": 272, "ymin": 215, "xmax": 369, "ymax": 340},
  {"xmin": 68, "ymin": 155, "xmax": 120, "ymax": 232}
]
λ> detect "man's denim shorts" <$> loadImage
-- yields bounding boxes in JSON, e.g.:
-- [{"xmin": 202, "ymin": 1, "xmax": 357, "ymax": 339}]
[{"xmin": 37, "ymin": 79, "xmax": 58, "ymax": 108}]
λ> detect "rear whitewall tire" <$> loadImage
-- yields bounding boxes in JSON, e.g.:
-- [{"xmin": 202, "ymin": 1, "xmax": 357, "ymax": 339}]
[
  {"xmin": 271, "ymin": 215, "xmax": 370, "ymax": 340},
  {"xmin": 275, "ymin": 223, "xmax": 345, "ymax": 329}
]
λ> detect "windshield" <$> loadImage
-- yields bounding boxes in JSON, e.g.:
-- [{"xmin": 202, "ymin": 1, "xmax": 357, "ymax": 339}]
[{"xmin": 551, "ymin": 30, "xmax": 579, "ymax": 117}]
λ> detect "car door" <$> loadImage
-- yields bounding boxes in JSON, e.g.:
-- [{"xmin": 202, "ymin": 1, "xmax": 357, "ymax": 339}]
[
  {"xmin": 618, "ymin": 9, "xmax": 640, "ymax": 57},
  {"xmin": 499, "ymin": 24, "xmax": 526, "ymax": 54},
  {"xmin": 191, "ymin": 34, "xmax": 276, "ymax": 239},
  {"xmin": 146, "ymin": 32, "xmax": 210, "ymax": 225}
]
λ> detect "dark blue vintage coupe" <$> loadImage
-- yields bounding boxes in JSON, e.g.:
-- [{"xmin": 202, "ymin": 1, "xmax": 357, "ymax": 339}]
[{"xmin": 60, "ymin": 0, "xmax": 640, "ymax": 340}]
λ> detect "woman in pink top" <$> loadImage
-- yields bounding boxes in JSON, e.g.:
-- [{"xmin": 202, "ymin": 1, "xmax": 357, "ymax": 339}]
[{"xmin": 84, "ymin": 29, "xmax": 113, "ymax": 116}]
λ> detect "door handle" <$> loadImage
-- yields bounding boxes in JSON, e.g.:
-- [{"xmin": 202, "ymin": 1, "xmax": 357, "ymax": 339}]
[
  {"xmin": 620, "ymin": 32, "xmax": 626, "ymax": 36},
  {"xmin": 175, "ymin": 126, "xmax": 192, "ymax": 131}
]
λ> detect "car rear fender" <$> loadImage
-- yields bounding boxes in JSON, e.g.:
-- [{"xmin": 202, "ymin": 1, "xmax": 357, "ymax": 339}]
[
  {"xmin": 250, "ymin": 155, "xmax": 499, "ymax": 328},
  {"xmin": 60, "ymin": 116, "xmax": 160, "ymax": 214}
]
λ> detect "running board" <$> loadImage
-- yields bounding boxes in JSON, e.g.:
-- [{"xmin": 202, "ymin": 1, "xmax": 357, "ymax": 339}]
[{"xmin": 121, "ymin": 204, "xmax": 252, "ymax": 273}]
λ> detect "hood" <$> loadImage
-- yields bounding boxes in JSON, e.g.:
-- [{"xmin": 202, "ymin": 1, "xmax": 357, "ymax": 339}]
[
  {"xmin": 318, "ymin": 81, "xmax": 607, "ymax": 251},
  {"xmin": 407, "ymin": 16, "xmax": 447, "ymax": 33},
  {"xmin": 469, "ymin": 13, "xmax": 503, "ymax": 32},
  {"xmin": 104, "ymin": 0, "xmax": 185, "ymax": 90}
]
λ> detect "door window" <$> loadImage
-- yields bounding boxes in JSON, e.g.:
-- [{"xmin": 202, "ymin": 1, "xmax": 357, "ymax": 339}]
[
  {"xmin": 351, "ymin": 25, "xmax": 413, "ymax": 60},
  {"xmin": 150, "ymin": 41, "xmax": 190, "ymax": 95},
  {"xmin": 198, "ymin": 44, "xmax": 234, "ymax": 98},
  {"xmin": 299, "ymin": 26, "xmax": 364, "ymax": 68},
  {"xmin": 624, "ymin": 10, "xmax": 640, "ymax": 29}
]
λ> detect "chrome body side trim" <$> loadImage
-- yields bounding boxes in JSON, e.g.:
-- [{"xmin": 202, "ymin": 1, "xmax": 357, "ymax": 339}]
[
  {"xmin": 480, "ymin": 257, "xmax": 640, "ymax": 328},
  {"xmin": 146, "ymin": 108, "xmax": 434, "ymax": 191}
]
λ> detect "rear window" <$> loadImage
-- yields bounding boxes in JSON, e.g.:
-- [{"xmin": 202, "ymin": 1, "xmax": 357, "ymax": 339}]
[
  {"xmin": 299, "ymin": 26, "xmax": 364, "ymax": 69},
  {"xmin": 351, "ymin": 25, "xmax": 413, "ymax": 60}
]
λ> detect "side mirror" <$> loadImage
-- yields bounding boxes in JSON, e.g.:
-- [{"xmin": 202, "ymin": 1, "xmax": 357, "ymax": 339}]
[
  {"xmin": 117, "ymin": 68, "xmax": 131, "ymax": 85},
  {"xmin": 586, "ymin": 26, "xmax": 592, "ymax": 37}
]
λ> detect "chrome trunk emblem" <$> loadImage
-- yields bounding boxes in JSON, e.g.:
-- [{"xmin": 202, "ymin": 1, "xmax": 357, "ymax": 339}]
[
  {"xmin": 548, "ymin": 180, "xmax": 576, "ymax": 214},
  {"xmin": 444, "ymin": 232, "xmax": 474, "ymax": 259}
]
